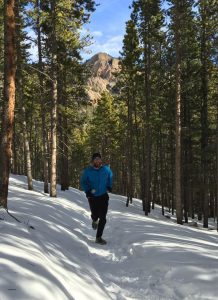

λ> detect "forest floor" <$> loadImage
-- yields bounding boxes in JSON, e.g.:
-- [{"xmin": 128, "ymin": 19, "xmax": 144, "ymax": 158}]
[{"xmin": 0, "ymin": 174, "xmax": 218, "ymax": 300}]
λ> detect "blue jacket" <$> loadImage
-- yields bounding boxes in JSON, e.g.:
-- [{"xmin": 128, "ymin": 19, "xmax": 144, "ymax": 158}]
[{"xmin": 80, "ymin": 165, "xmax": 113, "ymax": 197}]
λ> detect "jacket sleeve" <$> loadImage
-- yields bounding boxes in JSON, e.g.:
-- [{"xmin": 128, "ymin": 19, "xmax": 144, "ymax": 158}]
[
  {"xmin": 107, "ymin": 167, "xmax": 113, "ymax": 189},
  {"xmin": 80, "ymin": 169, "xmax": 90, "ymax": 193}
]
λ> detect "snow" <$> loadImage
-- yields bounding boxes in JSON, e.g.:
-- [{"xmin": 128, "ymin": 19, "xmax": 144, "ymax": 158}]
[{"xmin": 0, "ymin": 174, "xmax": 218, "ymax": 300}]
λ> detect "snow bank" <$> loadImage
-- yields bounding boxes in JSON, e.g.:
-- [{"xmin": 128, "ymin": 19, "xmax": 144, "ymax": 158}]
[{"xmin": 0, "ymin": 175, "xmax": 218, "ymax": 300}]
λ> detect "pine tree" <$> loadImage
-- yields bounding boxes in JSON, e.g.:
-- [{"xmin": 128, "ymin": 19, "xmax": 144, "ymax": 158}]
[
  {"xmin": 49, "ymin": 0, "xmax": 58, "ymax": 197},
  {"xmin": 198, "ymin": 0, "xmax": 217, "ymax": 228},
  {"xmin": 15, "ymin": 0, "xmax": 33, "ymax": 191},
  {"xmin": 89, "ymin": 91, "xmax": 118, "ymax": 159},
  {"xmin": 173, "ymin": 0, "xmax": 183, "ymax": 224},
  {"xmin": 0, "ymin": 0, "xmax": 16, "ymax": 208},
  {"xmin": 131, "ymin": 0, "xmax": 164, "ymax": 215},
  {"xmin": 120, "ymin": 19, "xmax": 141, "ymax": 206},
  {"xmin": 30, "ymin": 0, "xmax": 96, "ymax": 196},
  {"xmin": 168, "ymin": 0, "xmax": 198, "ymax": 224},
  {"xmin": 35, "ymin": 0, "xmax": 49, "ymax": 193}
]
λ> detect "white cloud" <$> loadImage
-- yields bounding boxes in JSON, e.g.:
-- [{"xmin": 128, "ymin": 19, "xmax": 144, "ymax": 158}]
[
  {"xmin": 83, "ymin": 35, "xmax": 123, "ymax": 59},
  {"xmin": 80, "ymin": 29, "xmax": 103, "ymax": 39},
  {"xmin": 92, "ymin": 31, "xmax": 103, "ymax": 37},
  {"xmin": 27, "ymin": 26, "xmax": 123, "ymax": 61}
]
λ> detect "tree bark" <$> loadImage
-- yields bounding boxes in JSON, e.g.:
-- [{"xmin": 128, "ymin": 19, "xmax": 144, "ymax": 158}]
[
  {"xmin": 36, "ymin": 0, "xmax": 49, "ymax": 193},
  {"xmin": 144, "ymin": 42, "xmax": 152, "ymax": 216},
  {"xmin": 160, "ymin": 131, "xmax": 164, "ymax": 216},
  {"xmin": 217, "ymin": 95, "xmax": 218, "ymax": 232},
  {"xmin": 58, "ymin": 63, "xmax": 69, "ymax": 191},
  {"xmin": 200, "ymin": 3, "xmax": 209, "ymax": 228},
  {"xmin": 15, "ymin": 0, "xmax": 33, "ymax": 191},
  {"xmin": 0, "ymin": 0, "xmax": 16, "ymax": 208},
  {"xmin": 21, "ymin": 107, "xmax": 33, "ymax": 190},
  {"xmin": 50, "ymin": 0, "xmax": 57, "ymax": 197},
  {"xmin": 126, "ymin": 87, "xmax": 134, "ymax": 206},
  {"xmin": 175, "ymin": 0, "xmax": 183, "ymax": 224}
]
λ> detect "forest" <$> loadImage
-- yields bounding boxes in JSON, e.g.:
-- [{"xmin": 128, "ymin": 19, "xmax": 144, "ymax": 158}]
[{"xmin": 0, "ymin": 0, "xmax": 217, "ymax": 229}]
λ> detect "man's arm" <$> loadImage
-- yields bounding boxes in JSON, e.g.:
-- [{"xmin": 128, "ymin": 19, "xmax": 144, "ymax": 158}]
[
  {"xmin": 80, "ymin": 169, "xmax": 90, "ymax": 193},
  {"xmin": 107, "ymin": 168, "xmax": 113, "ymax": 192}
]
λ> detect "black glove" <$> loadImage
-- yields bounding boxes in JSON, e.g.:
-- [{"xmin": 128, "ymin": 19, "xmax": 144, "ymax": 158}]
[
  {"xmin": 107, "ymin": 186, "xmax": 112, "ymax": 193},
  {"xmin": 86, "ymin": 190, "xmax": 93, "ymax": 198}
]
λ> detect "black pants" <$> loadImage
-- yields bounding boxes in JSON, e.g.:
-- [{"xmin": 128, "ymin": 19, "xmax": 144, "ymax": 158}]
[{"xmin": 88, "ymin": 193, "xmax": 109, "ymax": 238}]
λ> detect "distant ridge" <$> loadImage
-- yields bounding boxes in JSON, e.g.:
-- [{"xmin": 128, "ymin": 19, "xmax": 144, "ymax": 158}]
[{"xmin": 86, "ymin": 52, "xmax": 120, "ymax": 104}]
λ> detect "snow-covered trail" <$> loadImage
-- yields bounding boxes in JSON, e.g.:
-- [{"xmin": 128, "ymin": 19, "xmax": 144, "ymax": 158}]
[{"xmin": 0, "ymin": 175, "xmax": 218, "ymax": 300}]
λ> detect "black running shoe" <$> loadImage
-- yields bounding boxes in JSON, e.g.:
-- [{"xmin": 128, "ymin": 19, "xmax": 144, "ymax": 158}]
[{"xmin": 95, "ymin": 237, "xmax": 107, "ymax": 245}]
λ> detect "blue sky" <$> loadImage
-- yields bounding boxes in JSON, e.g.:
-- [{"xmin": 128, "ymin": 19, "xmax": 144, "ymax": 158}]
[
  {"xmin": 28, "ymin": 0, "xmax": 132, "ymax": 62},
  {"xmin": 28, "ymin": 0, "xmax": 168, "ymax": 61},
  {"xmin": 82, "ymin": 0, "xmax": 133, "ymax": 59}
]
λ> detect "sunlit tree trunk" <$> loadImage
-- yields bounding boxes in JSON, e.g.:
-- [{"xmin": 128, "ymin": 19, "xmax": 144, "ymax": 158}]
[
  {"xmin": 0, "ymin": 0, "xmax": 16, "ymax": 208},
  {"xmin": 50, "ymin": 0, "xmax": 57, "ymax": 197}
]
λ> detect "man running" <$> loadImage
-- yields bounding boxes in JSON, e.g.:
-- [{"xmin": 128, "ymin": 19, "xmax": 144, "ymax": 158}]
[{"xmin": 81, "ymin": 153, "xmax": 113, "ymax": 245}]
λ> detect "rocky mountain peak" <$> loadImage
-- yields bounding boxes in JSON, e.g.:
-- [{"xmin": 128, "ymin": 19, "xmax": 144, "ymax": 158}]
[{"xmin": 86, "ymin": 52, "xmax": 120, "ymax": 104}]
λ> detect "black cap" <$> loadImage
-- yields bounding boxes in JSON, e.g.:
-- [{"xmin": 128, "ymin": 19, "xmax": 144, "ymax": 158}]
[{"xmin": 92, "ymin": 152, "xmax": 101, "ymax": 161}]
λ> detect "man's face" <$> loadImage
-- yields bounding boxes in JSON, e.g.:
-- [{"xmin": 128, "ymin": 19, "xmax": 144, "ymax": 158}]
[{"xmin": 93, "ymin": 157, "xmax": 102, "ymax": 168}]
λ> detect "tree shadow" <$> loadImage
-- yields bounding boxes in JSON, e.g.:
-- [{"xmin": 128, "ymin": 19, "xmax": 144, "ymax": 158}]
[{"xmin": 1, "ymin": 174, "xmax": 218, "ymax": 300}]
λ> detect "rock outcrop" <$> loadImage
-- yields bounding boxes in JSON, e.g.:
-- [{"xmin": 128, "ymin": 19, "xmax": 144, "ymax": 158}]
[{"xmin": 86, "ymin": 52, "xmax": 120, "ymax": 104}]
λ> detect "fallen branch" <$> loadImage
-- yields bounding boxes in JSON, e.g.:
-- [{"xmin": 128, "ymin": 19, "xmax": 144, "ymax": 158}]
[
  {"xmin": 6, "ymin": 209, "xmax": 22, "ymax": 223},
  {"xmin": 5, "ymin": 209, "xmax": 35, "ymax": 230}
]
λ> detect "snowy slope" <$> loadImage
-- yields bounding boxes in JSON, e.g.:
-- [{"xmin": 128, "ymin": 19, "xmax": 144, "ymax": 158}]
[{"xmin": 0, "ymin": 175, "xmax": 218, "ymax": 300}]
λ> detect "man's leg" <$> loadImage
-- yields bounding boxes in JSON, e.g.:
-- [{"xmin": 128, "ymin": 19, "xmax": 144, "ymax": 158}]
[
  {"xmin": 88, "ymin": 197, "xmax": 98, "ymax": 222},
  {"xmin": 96, "ymin": 194, "xmax": 109, "ymax": 238}
]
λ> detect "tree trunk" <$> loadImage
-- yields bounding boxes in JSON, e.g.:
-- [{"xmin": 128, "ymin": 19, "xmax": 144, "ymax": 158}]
[
  {"xmin": 144, "ymin": 43, "xmax": 151, "ymax": 216},
  {"xmin": 59, "ymin": 111, "xmax": 69, "ymax": 191},
  {"xmin": 174, "ymin": 0, "xmax": 183, "ymax": 224},
  {"xmin": 61, "ymin": 125, "xmax": 69, "ymax": 191},
  {"xmin": 15, "ymin": 0, "xmax": 33, "ymax": 190},
  {"xmin": 217, "ymin": 97, "xmax": 218, "ymax": 232},
  {"xmin": 22, "ymin": 107, "xmax": 33, "ymax": 190},
  {"xmin": 170, "ymin": 126, "xmax": 175, "ymax": 215},
  {"xmin": 58, "ymin": 63, "xmax": 69, "ymax": 191},
  {"xmin": 183, "ymin": 87, "xmax": 192, "ymax": 223},
  {"xmin": 50, "ymin": 0, "xmax": 57, "ymax": 197},
  {"xmin": 36, "ymin": 0, "xmax": 49, "ymax": 193},
  {"xmin": 134, "ymin": 98, "xmax": 145, "ymax": 210},
  {"xmin": 200, "ymin": 3, "xmax": 209, "ymax": 228},
  {"xmin": 0, "ymin": 0, "xmax": 16, "ymax": 208},
  {"xmin": 160, "ymin": 131, "xmax": 164, "ymax": 216},
  {"xmin": 126, "ymin": 89, "xmax": 134, "ymax": 206},
  {"xmin": 152, "ymin": 142, "xmax": 159, "ymax": 210},
  {"xmin": 11, "ymin": 117, "xmax": 17, "ymax": 174}
]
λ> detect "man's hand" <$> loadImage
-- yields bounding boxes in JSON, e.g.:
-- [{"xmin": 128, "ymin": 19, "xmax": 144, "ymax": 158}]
[
  {"xmin": 107, "ymin": 186, "xmax": 112, "ymax": 193},
  {"xmin": 86, "ymin": 190, "xmax": 93, "ymax": 198}
]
